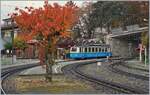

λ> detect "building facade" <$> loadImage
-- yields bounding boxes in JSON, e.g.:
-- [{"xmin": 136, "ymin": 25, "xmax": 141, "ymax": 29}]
[{"xmin": 1, "ymin": 18, "xmax": 38, "ymax": 58}]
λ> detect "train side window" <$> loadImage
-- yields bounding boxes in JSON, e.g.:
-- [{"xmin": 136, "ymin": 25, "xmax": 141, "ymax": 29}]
[
  {"xmin": 105, "ymin": 48, "xmax": 107, "ymax": 52},
  {"xmin": 89, "ymin": 47, "xmax": 91, "ymax": 52},
  {"xmin": 85, "ymin": 48, "xmax": 87, "ymax": 53},
  {"xmin": 80, "ymin": 47, "xmax": 82, "ymax": 53},
  {"xmin": 99, "ymin": 48, "xmax": 101, "ymax": 52},
  {"xmin": 102, "ymin": 48, "xmax": 104, "ymax": 52},
  {"xmin": 92, "ymin": 47, "xmax": 94, "ymax": 52},
  {"xmin": 96, "ymin": 48, "xmax": 98, "ymax": 52}
]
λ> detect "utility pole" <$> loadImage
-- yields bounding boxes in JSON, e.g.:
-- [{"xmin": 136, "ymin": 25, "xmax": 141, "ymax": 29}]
[
  {"xmin": 11, "ymin": 20, "xmax": 14, "ymax": 64},
  {"xmin": 144, "ymin": 46, "xmax": 147, "ymax": 66}
]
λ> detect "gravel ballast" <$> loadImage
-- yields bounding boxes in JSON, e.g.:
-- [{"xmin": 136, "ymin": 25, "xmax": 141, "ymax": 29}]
[{"xmin": 78, "ymin": 62, "xmax": 149, "ymax": 93}]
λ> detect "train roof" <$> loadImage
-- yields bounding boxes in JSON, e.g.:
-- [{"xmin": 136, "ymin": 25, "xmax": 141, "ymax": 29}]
[{"xmin": 75, "ymin": 44, "xmax": 110, "ymax": 47}]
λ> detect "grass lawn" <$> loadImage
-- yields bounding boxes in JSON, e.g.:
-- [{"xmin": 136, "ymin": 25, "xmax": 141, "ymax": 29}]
[{"xmin": 15, "ymin": 75, "xmax": 94, "ymax": 94}]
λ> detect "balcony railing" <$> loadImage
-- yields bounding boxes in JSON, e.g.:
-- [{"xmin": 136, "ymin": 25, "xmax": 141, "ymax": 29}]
[
  {"xmin": 111, "ymin": 24, "xmax": 148, "ymax": 35},
  {"xmin": 1, "ymin": 23, "xmax": 18, "ymax": 30}
]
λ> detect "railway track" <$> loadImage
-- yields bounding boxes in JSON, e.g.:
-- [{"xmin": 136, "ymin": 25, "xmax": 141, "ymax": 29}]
[
  {"xmin": 1, "ymin": 58, "xmax": 148, "ymax": 94},
  {"xmin": 1, "ymin": 63, "xmax": 39, "ymax": 94},
  {"xmin": 0, "ymin": 59, "xmax": 103, "ymax": 94},
  {"xmin": 62, "ymin": 60, "xmax": 147, "ymax": 94},
  {"xmin": 109, "ymin": 59, "xmax": 149, "ymax": 81},
  {"xmin": 120, "ymin": 62, "xmax": 149, "ymax": 72}
]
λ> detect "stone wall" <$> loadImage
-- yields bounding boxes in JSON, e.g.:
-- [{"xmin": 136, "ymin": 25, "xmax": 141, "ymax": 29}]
[{"xmin": 106, "ymin": 35, "xmax": 138, "ymax": 58}]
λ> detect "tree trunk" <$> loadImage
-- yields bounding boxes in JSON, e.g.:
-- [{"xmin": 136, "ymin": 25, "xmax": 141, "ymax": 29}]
[
  {"xmin": 45, "ymin": 36, "xmax": 56, "ymax": 82},
  {"xmin": 45, "ymin": 53, "xmax": 53, "ymax": 82}
]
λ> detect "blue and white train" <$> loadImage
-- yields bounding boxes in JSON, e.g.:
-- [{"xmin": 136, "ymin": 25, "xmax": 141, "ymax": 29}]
[{"xmin": 68, "ymin": 44, "xmax": 112, "ymax": 59}]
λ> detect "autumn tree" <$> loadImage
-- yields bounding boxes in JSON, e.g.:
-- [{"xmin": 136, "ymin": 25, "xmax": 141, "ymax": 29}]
[{"xmin": 10, "ymin": 0, "xmax": 79, "ymax": 81}]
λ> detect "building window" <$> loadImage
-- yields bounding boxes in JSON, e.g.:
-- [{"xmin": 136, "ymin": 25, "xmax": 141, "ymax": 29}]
[
  {"xmin": 8, "ymin": 21, "xmax": 12, "ymax": 25},
  {"xmin": 4, "ymin": 31, "xmax": 11, "ymax": 37}
]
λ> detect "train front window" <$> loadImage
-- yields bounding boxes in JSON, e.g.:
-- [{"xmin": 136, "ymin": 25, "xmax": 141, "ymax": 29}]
[{"xmin": 71, "ymin": 47, "xmax": 77, "ymax": 52}]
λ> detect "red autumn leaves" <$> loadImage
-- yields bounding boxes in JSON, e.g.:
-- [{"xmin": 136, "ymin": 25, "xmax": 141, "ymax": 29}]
[
  {"xmin": 11, "ymin": 1, "xmax": 79, "ymax": 41},
  {"xmin": 10, "ymin": 1, "xmax": 79, "ymax": 65}
]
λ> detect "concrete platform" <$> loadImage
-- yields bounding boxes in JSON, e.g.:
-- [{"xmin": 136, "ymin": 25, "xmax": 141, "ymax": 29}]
[
  {"xmin": 19, "ymin": 66, "xmax": 46, "ymax": 75},
  {"xmin": 19, "ymin": 59, "xmax": 102, "ymax": 75},
  {"xmin": 19, "ymin": 64, "xmax": 64, "ymax": 75},
  {"xmin": 1, "ymin": 59, "xmax": 40, "ymax": 69},
  {"xmin": 19, "ymin": 60, "xmax": 75, "ymax": 75}
]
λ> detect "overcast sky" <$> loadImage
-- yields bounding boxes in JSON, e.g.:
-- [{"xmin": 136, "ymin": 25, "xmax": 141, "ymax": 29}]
[{"xmin": 1, "ymin": 0, "xmax": 93, "ymax": 23}]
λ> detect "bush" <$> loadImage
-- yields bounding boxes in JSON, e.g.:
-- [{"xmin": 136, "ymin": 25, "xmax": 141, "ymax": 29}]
[
  {"xmin": 4, "ymin": 42, "xmax": 12, "ymax": 50},
  {"xmin": 14, "ymin": 37, "xmax": 28, "ymax": 50}
]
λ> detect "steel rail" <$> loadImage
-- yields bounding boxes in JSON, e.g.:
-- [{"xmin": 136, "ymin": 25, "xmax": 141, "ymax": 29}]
[
  {"xmin": 109, "ymin": 59, "xmax": 149, "ymax": 81},
  {"xmin": 62, "ymin": 60, "xmax": 148, "ymax": 94},
  {"xmin": 120, "ymin": 62, "xmax": 149, "ymax": 72},
  {"xmin": 1, "ymin": 63, "xmax": 39, "ymax": 94}
]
